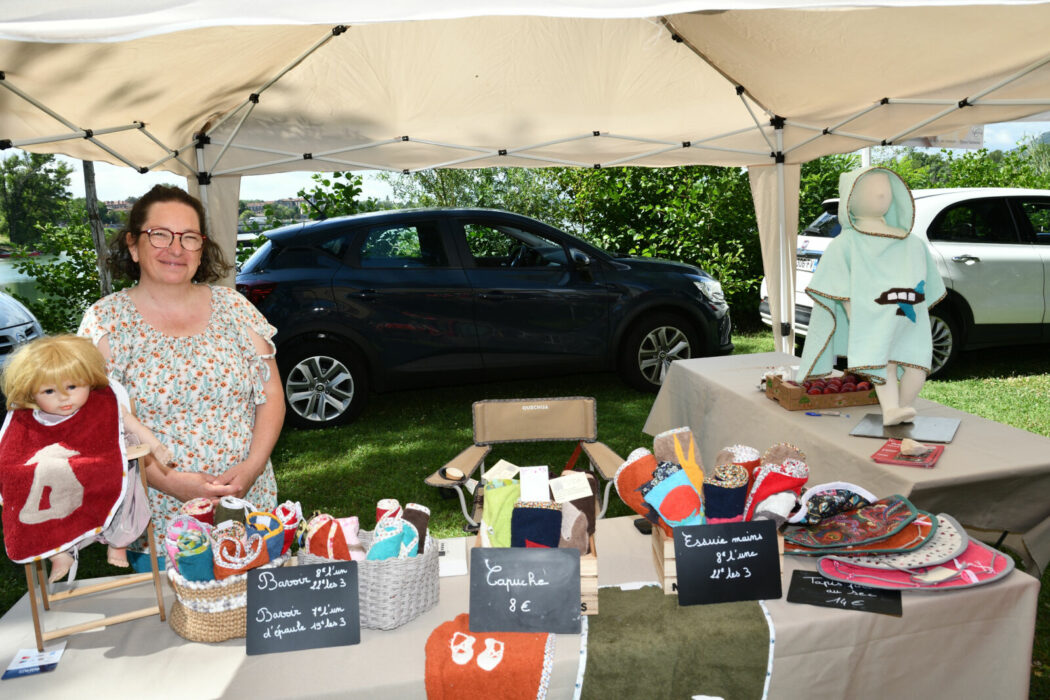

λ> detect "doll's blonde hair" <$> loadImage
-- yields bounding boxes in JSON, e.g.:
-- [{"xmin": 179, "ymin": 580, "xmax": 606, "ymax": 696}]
[{"xmin": 1, "ymin": 335, "xmax": 109, "ymax": 410}]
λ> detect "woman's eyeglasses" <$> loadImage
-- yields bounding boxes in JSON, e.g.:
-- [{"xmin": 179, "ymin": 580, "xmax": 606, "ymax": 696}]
[{"xmin": 141, "ymin": 227, "xmax": 206, "ymax": 251}]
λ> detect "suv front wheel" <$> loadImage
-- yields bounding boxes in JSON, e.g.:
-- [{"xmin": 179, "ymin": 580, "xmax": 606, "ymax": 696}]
[
  {"xmin": 619, "ymin": 313, "xmax": 700, "ymax": 392},
  {"xmin": 278, "ymin": 339, "xmax": 369, "ymax": 429},
  {"xmin": 929, "ymin": 308, "xmax": 960, "ymax": 377}
]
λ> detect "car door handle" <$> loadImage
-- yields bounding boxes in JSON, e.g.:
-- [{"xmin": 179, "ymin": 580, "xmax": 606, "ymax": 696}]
[
  {"xmin": 951, "ymin": 255, "xmax": 981, "ymax": 264},
  {"xmin": 351, "ymin": 289, "xmax": 378, "ymax": 301}
]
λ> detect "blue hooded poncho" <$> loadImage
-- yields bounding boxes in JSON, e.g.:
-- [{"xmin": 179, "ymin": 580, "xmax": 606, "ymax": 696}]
[{"xmin": 796, "ymin": 167, "xmax": 946, "ymax": 384}]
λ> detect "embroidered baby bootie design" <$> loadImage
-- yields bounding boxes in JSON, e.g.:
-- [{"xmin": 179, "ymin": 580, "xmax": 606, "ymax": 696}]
[
  {"xmin": 476, "ymin": 638, "xmax": 505, "ymax": 671},
  {"xmin": 450, "ymin": 631, "xmax": 476, "ymax": 665}
]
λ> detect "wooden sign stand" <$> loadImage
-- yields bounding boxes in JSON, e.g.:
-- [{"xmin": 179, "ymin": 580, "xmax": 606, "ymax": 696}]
[{"xmin": 21, "ymin": 445, "xmax": 166, "ymax": 651}]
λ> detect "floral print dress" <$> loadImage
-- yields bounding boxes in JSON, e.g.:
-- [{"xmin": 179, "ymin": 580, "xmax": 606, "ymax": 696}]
[{"xmin": 79, "ymin": 285, "xmax": 279, "ymax": 537}]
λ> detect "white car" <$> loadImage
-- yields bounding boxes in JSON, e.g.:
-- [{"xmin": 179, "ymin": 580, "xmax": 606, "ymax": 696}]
[{"xmin": 761, "ymin": 187, "xmax": 1050, "ymax": 374}]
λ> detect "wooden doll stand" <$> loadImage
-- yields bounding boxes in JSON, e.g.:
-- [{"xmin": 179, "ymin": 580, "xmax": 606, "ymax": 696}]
[{"xmin": 21, "ymin": 444, "xmax": 166, "ymax": 651}]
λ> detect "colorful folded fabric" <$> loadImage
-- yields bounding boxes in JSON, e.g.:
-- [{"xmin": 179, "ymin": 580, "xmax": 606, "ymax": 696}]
[
  {"xmin": 480, "ymin": 479, "xmax": 521, "ymax": 548},
  {"xmin": 425, "ymin": 613, "xmax": 554, "ymax": 700},
  {"xmin": 823, "ymin": 513, "xmax": 967, "ymax": 570},
  {"xmin": 787, "ymin": 482, "xmax": 877, "ymax": 525},
  {"xmin": 761, "ymin": 443, "xmax": 806, "ymax": 466},
  {"xmin": 215, "ymin": 496, "xmax": 256, "ymax": 527},
  {"xmin": 787, "ymin": 511, "xmax": 937, "ymax": 556},
  {"xmin": 181, "ymin": 497, "xmax": 215, "ymax": 526},
  {"xmin": 653, "ymin": 426, "xmax": 693, "ymax": 463},
  {"xmin": 164, "ymin": 514, "xmax": 212, "ymax": 571},
  {"xmin": 274, "ymin": 501, "xmax": 302, "ymax": 554},
  {"xmin": 782, "ymin": 495, "xmax": 920, "ymax": 550},
  {"xmin": 637, "ymin": 462, "xmax": 682, "ymax": 498},
  {"xmin": 642, "ymin": 469, "xmax": 705, "ymax": 529},
  {"xmin": 367, "ymin": 519, "xmax": 406, "ymax": 561},
  {"xmin": 816, "ymin": 538, "xmax": 1014, "ymax": 591},
  {"xmin": 614, "ymin": 448, "xmax": 661, "ymax": 527},
  {"xmin": 377, "ymin": 498, "xmax": 402, "ymax": 523},
  {"xmin": 400, "ymin": 520, "xmax": 420, "ymax": 558},
  {"xmin": 702, "ymin": 464, "xmax": 749, "ymax": 520},
  {"xmin": 743, "ymin": 459, "xmax": 809, "ymax": 521},
  {"xmin": 247, "ymin": 511, "xmax": 286, "ymax": 562},
  {"xmin": 175, "ymin": 530, "xmax": 214, "ymax": 581},
  {"xmin": 213, "ymin": 531, "xmax": 269, "ymax": 580},
  {"xmin": 211, "ymin": 520, "xmax": 246, "ymax": 544},
  {"xmin": 511, "ymin": 502, "xmax": 562, "ymax": 549},
  {"xmin": 336, "ymin": 516, "xmax": 367, "ymax": 561},
  {"xmin": 404, "ymin": 503, "xmax": 431, "ymax": 554},
  {"xmin": 752, "ymin": 491, "xmax": 798, "ymax": 527}
]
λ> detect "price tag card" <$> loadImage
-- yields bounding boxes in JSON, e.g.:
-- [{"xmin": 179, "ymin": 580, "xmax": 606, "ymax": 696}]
[
  {"xmin": 518, "ymin": 466, "xmax": 551, "ymax": 502},
  {"xmin": 469, "ymin": 547, "xmax": 581, "ymax": 634},
  {"xmin": 246, "ymin": 562, "xmax": 360, "ymax": 655},
  {"xmin": 673, "ymin": 520, "xmax": 783, "ymax": 606},
  {"xmin": 786, "ymin": 570, "xmax": 902, "ymax": 616},
  {"xmin": 549, "ymin": 471, "xmax": 593, "ymax": 503},
  {"xmin": 483, "ymin": 459, "xmax": 520, "ymax": 483}
]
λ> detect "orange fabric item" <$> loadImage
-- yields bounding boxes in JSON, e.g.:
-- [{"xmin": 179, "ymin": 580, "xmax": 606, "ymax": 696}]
[
  {"xmin": 425, "ymin": 613, "xmax": 552, "ymax": 700},
  {"xmin": 213, "ymin": 534, "xmax": 269, "ymax": 579},
  {"xmin": 614, "ymin": 449, "xmax": 667, "ymax": 534},
  {"xmin": 307, "ymin": 517, "xmax": 351, "ymax": 560}
]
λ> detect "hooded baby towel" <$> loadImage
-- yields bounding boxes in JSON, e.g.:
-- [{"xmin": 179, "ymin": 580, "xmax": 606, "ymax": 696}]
[{"xmin": 797, "ymin": 167, "xmax": 946, "ymax": 384}]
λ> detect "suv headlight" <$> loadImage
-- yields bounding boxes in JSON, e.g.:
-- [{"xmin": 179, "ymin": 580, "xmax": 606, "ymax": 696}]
[{"xmin": 692, "ymin": 277, "xmax": 726, "ymax": 306}]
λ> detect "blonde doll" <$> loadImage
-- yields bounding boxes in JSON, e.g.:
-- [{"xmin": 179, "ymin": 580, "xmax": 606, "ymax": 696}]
[{"xmin": 0, "ymin": 335, "xmax": 173, "ymax": 582}]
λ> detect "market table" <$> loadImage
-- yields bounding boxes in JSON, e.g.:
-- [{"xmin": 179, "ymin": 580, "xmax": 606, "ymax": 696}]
[
  {"xmin": 643, "ymin": 351, "xmax": 1050, "ymax": 572},
  {"xmin": 0, "ymin": 516, "xmax": 1037, "ymax": 699}
]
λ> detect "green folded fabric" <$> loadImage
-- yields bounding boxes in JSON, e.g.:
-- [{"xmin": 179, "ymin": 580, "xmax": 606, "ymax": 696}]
[
  {"xmin": 582, "ymin": 586, "xmax": 768, "ymax": 700},
  {"xmin": 481, "ymin": 479, "xmax": 520, "ymax": 548}
]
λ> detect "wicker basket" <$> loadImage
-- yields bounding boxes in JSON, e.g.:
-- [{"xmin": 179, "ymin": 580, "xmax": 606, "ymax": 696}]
[
  {"xmin": 298, "ymin": 529, "xmax": 439, "ymax": 630},
  {"xmin": 167, "ymin": 553, "xmax": 290, "ymax": 643}
]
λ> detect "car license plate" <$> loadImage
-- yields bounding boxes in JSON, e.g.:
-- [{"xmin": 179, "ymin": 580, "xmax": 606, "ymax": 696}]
[{"xmin": 796, "ymin": 257, "xmax": 817, "ymax": 273}]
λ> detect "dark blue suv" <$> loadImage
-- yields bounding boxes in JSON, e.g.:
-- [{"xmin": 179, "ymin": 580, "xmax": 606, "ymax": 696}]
[{"xmin": 237, "ymin": 208, "xmax": 732, "ymax": 428}]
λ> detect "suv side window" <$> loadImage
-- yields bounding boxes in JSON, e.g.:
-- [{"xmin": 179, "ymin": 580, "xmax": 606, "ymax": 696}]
[
  {"xmin": 1015, "ymin": 198, "xmax": 1050, "ymax": 245},
  {"xmin": 927, "ymin": 198, "xmax": 1020, "ymax": 244},
  {"xmin": 358, "ymin": 222, "xmax": 449, "ymax": 268},
  {"xmin": 464, "ymin": 223, "xmax": 568, "ymax": 268}
]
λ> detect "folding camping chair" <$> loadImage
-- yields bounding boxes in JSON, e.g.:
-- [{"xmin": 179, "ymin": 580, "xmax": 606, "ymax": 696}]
[
  {"xmin": 424, "ymin": 397, "xmax": 623, "ymax": 528},
  {"xmin": 21, "ymin": 443, "xmax": 166, "ymax": 652}
]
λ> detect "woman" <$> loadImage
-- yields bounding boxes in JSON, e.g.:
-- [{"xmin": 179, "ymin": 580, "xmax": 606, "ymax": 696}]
[{"xmin": 79, "ymin": 185, "xmax": 284, "ymax": 538}]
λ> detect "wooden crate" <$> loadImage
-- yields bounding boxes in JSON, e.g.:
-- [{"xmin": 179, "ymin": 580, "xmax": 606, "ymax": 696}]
[
  {"xmin": 474, "ymin": 534, "xmax": 598, "ymax": 615},
  {"xmin": 766, "ymin": 374, "xmax": 878, "ymax": 411},
  {"xmin": 651, "ymin": 526, "xmax": 677, "ymax": 595}
]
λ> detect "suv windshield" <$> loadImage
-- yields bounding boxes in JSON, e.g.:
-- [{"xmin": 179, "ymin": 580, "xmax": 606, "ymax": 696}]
[{"xmin": 802, "ymin": 211, "xmax": 841, "ymax": 238}]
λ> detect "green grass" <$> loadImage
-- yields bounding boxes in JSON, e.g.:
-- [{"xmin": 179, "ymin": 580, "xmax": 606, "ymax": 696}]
[{"xmin": 1, "ymin": 330, "xmax": 1048, "ymax": 696}]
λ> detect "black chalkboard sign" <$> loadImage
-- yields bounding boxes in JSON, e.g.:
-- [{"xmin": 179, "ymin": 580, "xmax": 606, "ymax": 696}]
[
  {"xmin": 673, "ymin": 519, "xmax": 782, "ymax": 606},
  {"xmin": 786, "ymin": 570, "xmax": 902, "ymax": 616},
  {"xmin": 246, "ymin": 562, "xmax": 361, "ymax": 655},
  {"xmin": 469, "ymin": 548, "xmax": 581, "ymax": 634}
]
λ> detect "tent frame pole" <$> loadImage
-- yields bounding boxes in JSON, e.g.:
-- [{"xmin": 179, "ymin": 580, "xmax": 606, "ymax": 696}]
[{"xmin": 774, "ymin": 125, "xmax": 792, "ymax": 355}]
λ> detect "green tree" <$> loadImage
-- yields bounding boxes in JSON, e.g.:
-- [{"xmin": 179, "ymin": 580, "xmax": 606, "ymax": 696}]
[
  {"xmin": 0, "ymin": 152, "xmax": 73, "ymax": 245},
  {"xmin": 380, "ymin": 168, "xmax": 571, "ymax": 228},
  {"xmin": 7, "ymin": 201, "xmax": 130, "ymax": 333},
  {"xmin": 298, "ymin": 171, "xmax": 380, "ymax": 220},
  {"xmin": 799, "ymin": 153, "xmax": 860, "ymax": 226}
]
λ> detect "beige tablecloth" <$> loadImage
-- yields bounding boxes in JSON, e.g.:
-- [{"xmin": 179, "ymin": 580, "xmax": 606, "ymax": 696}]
[
  {"xmin": 1, "ymin": 516, "xmax": 1037, "ymax": 699},
  {"xmin": 643, "ymin": 352, "xmax": 1050, "ymax": 572}
]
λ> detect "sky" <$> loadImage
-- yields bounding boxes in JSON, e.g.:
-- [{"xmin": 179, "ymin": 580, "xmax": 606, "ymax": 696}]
[{"xmin": 50, "ymin": 120, "xmax": 1050, "ymax": 202}]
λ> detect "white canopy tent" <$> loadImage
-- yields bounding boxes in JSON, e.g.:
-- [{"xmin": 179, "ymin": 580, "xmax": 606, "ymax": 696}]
[{"xmin": 3, "ymin": 1, "xmax": 1050, "ymax": 353}]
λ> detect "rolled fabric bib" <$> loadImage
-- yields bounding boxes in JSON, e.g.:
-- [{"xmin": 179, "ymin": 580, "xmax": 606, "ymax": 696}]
[
  {"xmin": 215, "ymin": 496, "xmax": 255, "ymax": 528},
  {"xmin": 247, "ymin": 511, "xmax": 285, "ymax": 562},
  {"xmin": 511, "ymin": 501, "xmax": 562, "ymax": 549},
  {"xmin": 181, "ymin": 497, "xmax": 215, "ymax": 526},
  {"xmin": 638, "ymin": 462, "xmax": 683, "ymax": 498},
  {"xmin": 744, "ymin": 459, "xmax": 809, "ymax": 521},
  {"xmin": 559, "ymin": 501, "xmax": 590, "ymax": 555},
  {"xmin": 175, "ymin": 530, "xmax": 214, "ymax": 582},
  {"xmin": 403, "ymin": 503, "xmax": 431, "ymax": 554},
  {"xmin": 274, "ymin": 501, "xmax": 303, "ymax": 554},
  {"xmin": 565, "ymin": 471, "xmax": 598, "ymax": 536},
  {"xmin": 751, "ymin": 491, "xmax": 798, "ymax": 528},
  {"xmin": 400, "ymin": 521, "xmax": 420, "ymax": 559},
  {"xmin": 703, "ymin": 464, "xmax": 750, "ymax": 520},
  {"xmin": 367, "ymin": 519, "xmax": 405, "ymax": 561},
  {"xmin": 714, "ymin": 445, "xmax": 761, "ymax": 487},
  {"xmin": 164, "ymin": 515, "xmax": 212, "ymax": 571},
  {"xmin": 213, "ymin": 532, "xmax": 269, "ymax": 580},
  {"xmin": 305, "ymin": 514, "xmax": 353, "ymax": 561},
  {"xmin": 377, "ymin": 498, "xmax": 402, "ymax": 523},
  {"xmin": 642, "ymin": 469, "xmax": 705, "ymax": 529}
]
